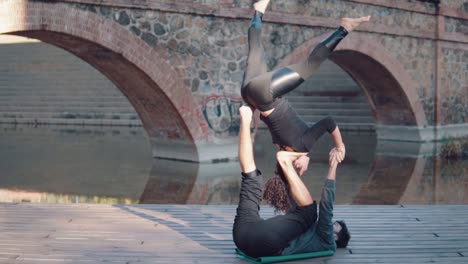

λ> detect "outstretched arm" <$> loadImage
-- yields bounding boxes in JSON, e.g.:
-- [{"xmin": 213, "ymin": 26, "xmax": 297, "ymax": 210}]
[
  {"xmin": 238, "ymin": 105, "xmax": 256, "ymax": 173},
  {"xmin": 316, "ymin": 151, "xmax": 339, "ymax": 244}
]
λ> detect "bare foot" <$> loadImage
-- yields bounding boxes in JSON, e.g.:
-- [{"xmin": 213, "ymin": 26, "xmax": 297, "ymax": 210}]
[
  {"xmin": 253, "ymin": 0, "xmax": 270, "ymax": 14},
  {"xmin": 340, "ymin": 16, "xmax": 371, "ymax": 32}
]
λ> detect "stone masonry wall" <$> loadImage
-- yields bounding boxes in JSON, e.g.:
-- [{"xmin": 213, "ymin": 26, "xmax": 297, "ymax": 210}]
[
  {"xmin": 380, "ymin": 35, "xmax": 436, "ymax": 125},
  {"xmin": 445, "ymin": 16, "xmax": 468, "ymax": 34},
  {"xmin": 440, "ymin": 1, "xmax": 468, "ymax": 126},
  {"xmin": 73, "ymin": 2, "xmax": 325, "ymax": 137},
  {"xmin": 50, "ymin": 0, "xmax": 468, "ymax": 131},
  {"xmin": 262, "ymin": 1, "xmax": 441, "ymax": 126},
  {"xmin": 441, "ymin": 48, "xmax": 468, "ymax": 125},
  {"xmin": 441, "ymin": 0, "xmax": 467, "ymax": 11}
]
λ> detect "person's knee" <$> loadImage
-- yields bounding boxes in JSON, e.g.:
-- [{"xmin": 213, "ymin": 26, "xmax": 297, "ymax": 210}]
[
  {"xmin": 323, "ymin": 116, "xmax": 337, "ymax": 133},
  {"xmin": 307, "ymin": 44, "xmax": 330, "ymax": 66}
]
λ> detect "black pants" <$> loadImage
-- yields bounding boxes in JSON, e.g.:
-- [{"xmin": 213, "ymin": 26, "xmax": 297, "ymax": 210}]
[
  {"xmin": 300, "ymin": 116, "xmax": 337, "ymax": 152},
  {"xmin": 232, "ymin": 170, "xmax": 318, "ymax": 258},
  {"xmin": 241, "ymin": 11, "xmax": 348, "ymax": 111}
]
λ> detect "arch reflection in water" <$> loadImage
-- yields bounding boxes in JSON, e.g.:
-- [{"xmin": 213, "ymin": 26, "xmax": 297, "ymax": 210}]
[
  {"xmin": 141, "ymin": 129, "xmax": 376, "ymax": 205},
  {"xmin": 0, "ymin": 125, "xmax": 466, "ymax": 205},
  {"xmin": 142, "ymin": 130, "xmax": 468, "ymax": 205},
  {"xmin": 139, "ymin": 159, "xmax": 241, "ymax": 204},
  {"xmin": 353, "ymin": 140, "xmax": 429, "ymax": 205},
  {"xmin": 353, "ymin": 140, "xmax": 468, "ymax": 205}
]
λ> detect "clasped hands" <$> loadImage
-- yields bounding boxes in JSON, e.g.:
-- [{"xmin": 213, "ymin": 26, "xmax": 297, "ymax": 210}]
[
  {"xmin": 329, "ymin": 144, "xmax": 345, "ymax": 165},
  {"xmin": 239, "ymin": 104, "xmax": 345, "ymax": 171},
  {"xmin": 294, "ymin": 143, "xmax": 346, "ymax": 174}
]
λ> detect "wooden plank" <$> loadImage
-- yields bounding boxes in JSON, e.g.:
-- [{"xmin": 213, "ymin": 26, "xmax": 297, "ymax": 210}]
[{"xmin": 0, "ymin": 203, "xmax": 467, "ymax": 264}]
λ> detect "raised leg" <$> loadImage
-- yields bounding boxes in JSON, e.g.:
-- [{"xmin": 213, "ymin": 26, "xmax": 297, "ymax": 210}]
[
  {"xmin": 241, "ymin": 1, "xmax": 271, "ymax": 88},
  {"xmin": 270, "ymin": 16, "xmax": 370, "ymax": 99},
  {"xmin": 233, "ymin": 106, "xmax": 262, "ymax": 250}
]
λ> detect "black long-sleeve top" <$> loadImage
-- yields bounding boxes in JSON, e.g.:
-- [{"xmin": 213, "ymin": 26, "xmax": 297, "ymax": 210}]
[{"xmin": 259, "ymin": 97, "xmax": 336, "ymax": 155}]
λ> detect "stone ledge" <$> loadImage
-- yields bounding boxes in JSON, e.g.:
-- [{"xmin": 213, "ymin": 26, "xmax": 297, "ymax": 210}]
[
  {"xmin": 376, "ymin": 123, "xmax": 468, "ymax": 142},
  {"xmin": 150, "ymin": 137, "xmax": 238, "ymax": 163},
  {"xmin": 375, "ymin": 140, "xmax": 440, "ymax": 158},
  {"xmin": 0, "ymin": 117, "xmax": 143, "ymax": 126}
]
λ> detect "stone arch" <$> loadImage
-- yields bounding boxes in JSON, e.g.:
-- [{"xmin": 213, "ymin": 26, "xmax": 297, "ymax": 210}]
[
  {"xmin": 277, "ymin": 32, "xmax": 428, "ymax": 139},
  {"xmin": 0, "ymin": 0, "xmax": 209, "ymax": 161}
]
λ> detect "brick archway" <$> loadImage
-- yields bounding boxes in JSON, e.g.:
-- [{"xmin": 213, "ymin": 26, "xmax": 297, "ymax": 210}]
[
  {"xmin": 0, "ymin": 0, "xmax": 209, "ymax": 161},
  {"xmin": 277, "ymin": 32, "xmax": 428, "ymax": 133}
]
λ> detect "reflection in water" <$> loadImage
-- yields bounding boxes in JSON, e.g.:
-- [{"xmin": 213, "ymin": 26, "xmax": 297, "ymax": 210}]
[
  {"xmin": 138, "ymin": 129, "xmax": 377, "ymax": 204},
  {"xmin": 401, "ymin": 157, "xmax": 468, "ymax": 204},
  {"xmin": 0, "ymin": 124, "xmax": 153, "ymax": 203},
  {"xmin": 353, "ymin": 155, "xmax": 425, "ymax": 204},
  {"xmin": 139, "ymin": 159, "xmax": 241, "ymax": 204},
  {"xmin": 353, "ymin": 140, "xmax": 468, "ymax": 205},
  {"xmin": 0, "ymin": 125, "xmax": 467, "ymax": 205}
]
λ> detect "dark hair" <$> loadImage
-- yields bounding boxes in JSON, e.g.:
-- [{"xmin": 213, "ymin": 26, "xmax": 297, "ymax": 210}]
[
  {"xmin": 335, "ymin": 220, "xmax": 351, "ymax": 248},
  {"xmin": 263, "ymin": 162, "xmax": 290, "ymax": 213}
]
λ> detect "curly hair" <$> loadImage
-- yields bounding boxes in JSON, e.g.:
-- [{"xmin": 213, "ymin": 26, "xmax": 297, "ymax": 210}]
[{"xmin": 263, "ymin": 162, "xmax": 291, "ymax": 213}]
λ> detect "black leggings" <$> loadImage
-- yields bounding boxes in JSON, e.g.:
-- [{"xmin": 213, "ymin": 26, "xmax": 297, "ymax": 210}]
[
  {"xmin": 233, "ymin": 170, "xmax": 318, "ymax": 258},
  {"xmin": 241, "ymin": 11, "xmax": 348, "ymax": 111}
]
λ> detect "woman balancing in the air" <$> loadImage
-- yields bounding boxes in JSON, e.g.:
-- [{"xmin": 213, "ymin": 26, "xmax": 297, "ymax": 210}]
[{"xmin": 241, "ymin": 0, "xmax": 370, "ymax": 207}]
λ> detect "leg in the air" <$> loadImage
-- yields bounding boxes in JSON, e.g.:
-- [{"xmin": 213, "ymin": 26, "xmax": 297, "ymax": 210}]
[
  {"xmin": 241, "ymin": 0, "xmax": 270, "ymax": 88},
  {"xmin": 270, "ymin": 16, "xmax": 371, "ymax": 98}
]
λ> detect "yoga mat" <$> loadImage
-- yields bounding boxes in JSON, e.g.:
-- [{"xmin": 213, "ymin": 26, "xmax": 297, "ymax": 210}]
[{"xmin": 235, "ymin": 248, "xmax": 334, "ymax": 263}]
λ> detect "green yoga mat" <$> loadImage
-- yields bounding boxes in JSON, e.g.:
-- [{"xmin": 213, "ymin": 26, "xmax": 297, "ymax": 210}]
[{"xmin": 235, "ymin": 248, "xmax": 334, "ymax": 263}]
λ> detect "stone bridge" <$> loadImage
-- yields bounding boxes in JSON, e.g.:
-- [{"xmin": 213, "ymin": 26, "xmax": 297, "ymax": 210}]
[{"xmin": 0, "ymin": 0, "xmax": 466, "ymax": 162}]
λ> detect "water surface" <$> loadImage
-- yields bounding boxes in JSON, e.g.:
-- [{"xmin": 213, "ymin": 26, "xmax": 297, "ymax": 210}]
[{"xmin": 0, "ymin": 125, "xmax": 466, "ymax": 205}]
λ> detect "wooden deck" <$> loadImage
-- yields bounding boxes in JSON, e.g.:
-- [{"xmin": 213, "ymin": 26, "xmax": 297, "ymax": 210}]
[{"xmin": 1, "ymin": 203, "xmax": 468, "ymax": 264}]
